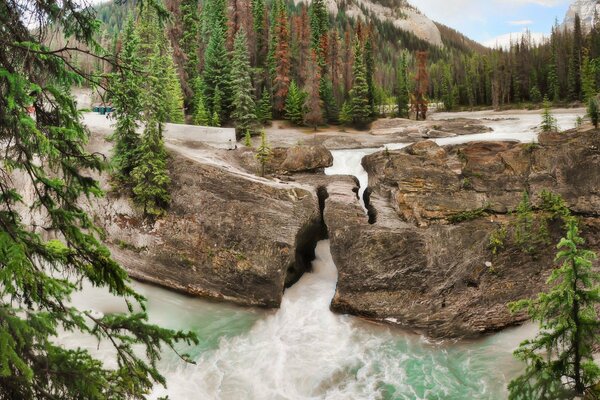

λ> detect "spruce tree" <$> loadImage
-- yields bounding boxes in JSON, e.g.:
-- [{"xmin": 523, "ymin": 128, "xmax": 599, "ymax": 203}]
[
  {"xmin": 193, "ymin": 90, "xmax": 211, "ymax": 125},
  {"xmin": 212, "ymin": 84, "xmax": 223, "ymax": 124},
  {"xmin": 320, "ymin": 79, "xmax": 339, "ymax": 124},
  {"xmin": 568, "ymin": 14, "xmax": 583, "ymax": 101},
  {"xmin": 244, "ymin": 129, "xmax": 253, "ymax": 147},
  {"xmin": 231, "ymin": 29, "xmax": 258, "ymax": 135},
  {"xmin": 304, "ymin": 52, "xmax": 324, "ymax": 130},
  {"xmin": 257, "ymin": 88, "xmax": 273, "ymax": 123},
  {"xmin": 508, "ymin": 220, "xmax": 600, "ymax": 399},
  {"xmin": 132, "ymin": 44, "xmax": 172, "ymax": 217},
  {"xmin": 349, "ymin": 36, "xmax": 372, "ymax": 128},
  {"xmin": 541, "ymin": 96, "xmax": 558, "ymax": 133},
  {"xmin": 529, "ymin": 85, "xmax": 542, "ymax": 104},
  {"xmin": 252, "ymin": 0, "xmax": 267, "ymax": 67},
  {"xmin": 581, "ymin": 53, "xmax": 596, "ymax": 102},
  {"xmin": 396, "ymin": 53, "xmax": 410, "ymax": 118},
  {"xmin": 548, "ymin": 25, "xmax": 561, "ymax": 103},
  {"xmin": 256, "ymin": 130, "xmax": 272, "ymax": 176},
  {"xmin": 110, "ymin": 16, "xmax": 142, "ymax": 184},
  {"xmin": 588, "ymin": 97, "xmax": 599, "ymax": 128},
  {"xmin": 339, "ymin": 100, "xmax": 352, "ymax": 126},
  {"xmin": 203, "ymin": 0, "xmax": 231, "ymax": 119},
  {"xmin": 285, "ymin": 80, "xmax": 305, "ymax": 125},
  {"xmin": 132, "ymin": 118, "xmax": 171, "ymax": 217},
  {"xmin": 309, "ymin": 0, "xmax": 328, "ymax": 51},
  {"xmin": 0, "ymin": 1, "xmax": 197, "ymax": 397},
  {"xmin": 179, "ymin": 0, "xmax": 200, "ymax": 107},
  {"xmin": 364, "ymin": 31, "xmax": 376, "ymax": 116},
  {"xmin": 442, "ymin": 65, "xmax": 455, "ymax": 111},
  {"xmin": 163, "ymin": 46, "xmax": 186, "ymax": 123}
]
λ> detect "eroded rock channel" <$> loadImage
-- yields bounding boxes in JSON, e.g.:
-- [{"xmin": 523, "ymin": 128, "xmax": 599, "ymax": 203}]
[{"xmin": 86, "ymin": 114, "xmax": 600, "ymax": 340}]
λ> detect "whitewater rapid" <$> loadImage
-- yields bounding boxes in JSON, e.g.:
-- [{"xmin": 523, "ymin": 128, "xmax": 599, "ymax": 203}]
[{"xmin": 62, "ymin": 109, "xmax": 584, "ymax": 399}]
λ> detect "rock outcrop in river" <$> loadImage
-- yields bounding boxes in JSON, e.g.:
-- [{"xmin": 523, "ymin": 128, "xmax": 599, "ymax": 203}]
[
  {"xmin": 326, "ymin": 128, "xmax": 600, "ymax": 338},
  {"xmin": 88, "ymin": 118, "xmax": 600, "ymax": 339}
]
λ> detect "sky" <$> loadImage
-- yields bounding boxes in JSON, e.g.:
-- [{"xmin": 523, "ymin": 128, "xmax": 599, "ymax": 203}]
[{"xmin": 412, "ymin": 0, "xmax": 572, "ymax": 47}]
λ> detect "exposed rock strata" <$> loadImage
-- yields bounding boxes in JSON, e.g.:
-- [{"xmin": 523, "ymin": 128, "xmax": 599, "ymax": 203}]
[
  {"xmin": 326, "ymin": 129, "xmax": 600, "ymax": 338},
  {"xmin": 91, "ymin": 152, "xmax": 324, "ymax": 308}
]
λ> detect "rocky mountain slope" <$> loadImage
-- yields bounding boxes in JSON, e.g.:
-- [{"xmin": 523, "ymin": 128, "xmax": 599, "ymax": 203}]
[
  {"xmin": 298, "ymin": 0, "xmax": 443, "ymax": 46},
  {"xmin": 564, "ymin": 0, "xmax": 600, "ymax": 31}
]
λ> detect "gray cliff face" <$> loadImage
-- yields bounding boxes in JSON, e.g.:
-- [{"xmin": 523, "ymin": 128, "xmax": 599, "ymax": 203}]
[
  {"xmin": 564, "ymin": 0, "xmax": 600, "ymax": 31},
  {"xmin": 296, "ymin": 0, "xmax": 443, "ymax": 47}
]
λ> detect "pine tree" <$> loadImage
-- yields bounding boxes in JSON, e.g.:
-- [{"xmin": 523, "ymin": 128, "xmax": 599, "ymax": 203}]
[
  {"xmin": 349, "ymin": 36, "xmax": 372, "ymax": 128},
  {"xmin": 203, "ymin": 0, "xmax": 231, "ymax": 119},
  {"xmin": 212, "ymin": 84, "xmax": 223, "ymax": 124},
  {"xmin": 179, "ymin": 0, "xmax": 200, "ymax": 107},
  {"xmin": 364, "ymin": 29, "xmax": 376, "ymax": 116},
  {"xmin": 588, "ymin": 97, "xmax": 599, "ymax": 128},
  {"xmin": 304, "ymin": 51, "xmax": 324, "ymax": 130},
  {"xmin": 132, "ymin": 118, "xmax": 171, "ymax": 217},
  {"xmin": 255, "ymin": 129, "xmax": 272, "ymax": 176},
  {"xmin": 133, "ymin": 43, "xmax": 172, "ymax": 217},
  {"xmin": 396, "ymin": 53, "xmax": 409, "ymax": 118},
  {"xmin": 256, "ymin": 88, "xmax": 273, "ymax": 123},
  {"xmin": 285, "ymin": 80, "xmax": 304, "ymax": 125},
  {"xmin": 272, "ymin": 0, "xmax": 291, "ymax": 116},
  {"xmin": 244, "ymin": 129, "xmax": 253, "ymax": 146},
  {"xmin": 541, "ymin": 96, "xmax": 558, "ymax": 133},
  {"xmin": 193, "ymin": 90, "xmax": 211, "ymax": 125},
  {"xmin": 309, "ymin": 0, "xmax": 328, "ymax": 51},
  {"xmin": 339, "ymin": 100, "xmax": 352, "ymax": 126},
  {"xmin": 548, "ymin": 29, "xmax": 561, "ymax": 103},
  {"xmin": 211, "ymin": 110, "xmax": 221, "ymax": 126},
  {"xmin": 230, "ymin": 29, "xmax": 257, "ymax": 135},
  {"xmin": 252, "ymin": 0, "xmax": 267, "ymax": 67},
  {"xmin": 508, "ymin": 220, "xmax": 600, "ymax": 399},
  {"xmin": 568, "ymin": 14, "xmax": 583, "ymax": 101},
  {"xmin": 581, "ymin": 53, "xmax": 596, "ymax": 102},
  {"xmin": 0, "ymin": 1, "xmax": 197, "ymax": 396},
  {"xmin": 163, "ymin": 46, "xmax": 186, "ymax": 123},
  {"xmin": 110, "ymin": 16, "xmax": 142, "ymax": 184}
]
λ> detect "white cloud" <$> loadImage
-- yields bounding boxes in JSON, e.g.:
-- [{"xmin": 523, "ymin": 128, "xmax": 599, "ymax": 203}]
[
  {"xmin": 482, "ymin": 31, "xmax": 548, "ymax": 48},
  {"xmin": 508, "ymin": 19, "xmax": 534, "ymax": 25}
]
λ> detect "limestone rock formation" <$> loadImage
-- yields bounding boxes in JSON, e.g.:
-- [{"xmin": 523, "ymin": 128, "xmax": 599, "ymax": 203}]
[{"xmin": 563, "ymin": 0, "xmax": 600, "ymax": 31}]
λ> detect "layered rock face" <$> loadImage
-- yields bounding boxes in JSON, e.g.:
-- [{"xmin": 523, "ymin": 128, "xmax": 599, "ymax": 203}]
[
  {"xmin": 326, "ymin": 130, "xmax": 600, "ymax": 338},
  {"xmin": 92, "ymin": 152, "xmax": 324, "ymax": 308},
  {"xmin": 563, "ymin": 0, "xmax": 600, "ymax": 31}
]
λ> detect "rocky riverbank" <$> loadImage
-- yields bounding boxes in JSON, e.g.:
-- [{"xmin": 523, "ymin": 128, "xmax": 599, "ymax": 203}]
[
  {"xmin": 326, "ymin": 127, "xmax": 600, "ymax": 338},
  {"xmin": 84, "ymin": 110, "xmax": 598, "ymax": 339}
]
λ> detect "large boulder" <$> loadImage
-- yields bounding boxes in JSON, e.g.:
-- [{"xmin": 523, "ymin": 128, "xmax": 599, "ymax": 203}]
[
  {"xmin": 236, "ymin": 144, "xmax": 333, "ymax": 174},
  {"xmin": 92, "ymin": 151, "xmax": 324, "ymax": 308},
  {"xmin": 280, "ymin": 144, "xmax": 334, "ymax": 172}
]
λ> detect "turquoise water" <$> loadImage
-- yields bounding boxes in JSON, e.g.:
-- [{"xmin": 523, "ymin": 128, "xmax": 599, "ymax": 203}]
[
  {"xmin": 130, "ymin": 242, "xmax": 529, "ymax": 400},
  {"xmin": 65, "ymin": 242, "xmax": 528, "ymax": 399}
]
